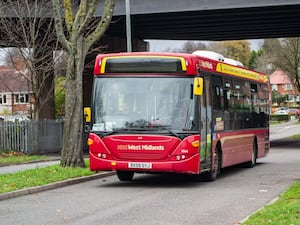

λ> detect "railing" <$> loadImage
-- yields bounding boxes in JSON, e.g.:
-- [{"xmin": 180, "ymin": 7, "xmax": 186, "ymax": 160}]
[{"xmin": 0, "ymin": 120, "xmax": 63, "ymax": 154}]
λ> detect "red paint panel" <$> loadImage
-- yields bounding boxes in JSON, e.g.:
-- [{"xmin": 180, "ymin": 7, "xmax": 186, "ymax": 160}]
[
  {"xmin": 88, "ymin": 133, "xmax": 201, "ymax": 174},
  {"xmin": 216, "ymin": 128, "xmax": 269, "ymax": 167}
]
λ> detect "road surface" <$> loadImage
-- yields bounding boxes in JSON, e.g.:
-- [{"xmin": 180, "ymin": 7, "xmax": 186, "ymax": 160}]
[
  {"xmin": 0, "ymin": 142, "xmax": 299, "ymax": 225},
  {"xmin": 270, "ymin": 119, "xmax": 300, "ymax": 141}
]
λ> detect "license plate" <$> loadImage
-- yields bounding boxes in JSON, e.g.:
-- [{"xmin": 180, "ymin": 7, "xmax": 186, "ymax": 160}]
[{"xmin": 128, "ymin": 162, "xmax": 152, "ymax": 169}]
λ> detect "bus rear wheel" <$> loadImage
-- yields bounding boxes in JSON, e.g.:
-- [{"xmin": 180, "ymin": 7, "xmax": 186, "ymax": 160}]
[
  {"xmin": 117, "ymin": 171, "xmax": 134, "ymax": 181},
  {"xmin": 245, "ymin": 141, "xmax": 257, "ymax": 168}
]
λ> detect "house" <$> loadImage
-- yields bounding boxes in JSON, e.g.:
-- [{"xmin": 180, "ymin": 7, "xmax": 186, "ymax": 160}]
[
  {"xmin": 0, "ymin": 65, "xmax": 34, "ymax": 119},
  {"xmin": 269, "ymin": 70, "xmax": 300, "ymax": 107}
]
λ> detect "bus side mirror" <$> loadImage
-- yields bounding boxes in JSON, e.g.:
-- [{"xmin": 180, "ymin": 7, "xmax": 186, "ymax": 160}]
[
  {"xmin": 194, "ymin": 77, "xmax": 203, "ymax": 96},
  {"xmin": 84, "ymin": 107, "xmax": 91, "ymax": 123}
]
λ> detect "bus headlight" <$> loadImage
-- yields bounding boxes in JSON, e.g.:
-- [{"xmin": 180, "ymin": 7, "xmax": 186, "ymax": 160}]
[
  {"xmin": 97, "ymin": 153, "xmax": 107, "ymax": 159},
  {"xmin": 176, "ymin": 155, "xmax": 186, "ymax": 160},
  {"xmin": 191, "ymin": 140, "xmax": 199, "ymax": 148},
  {"xmin": 87, "ymin": 138, "xmax": 94, "ymax": 146}
]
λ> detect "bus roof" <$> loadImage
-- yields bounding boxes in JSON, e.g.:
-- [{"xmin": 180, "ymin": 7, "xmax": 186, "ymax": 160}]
[{"xmin": 93, "ymin": 52, "xmax": 268, "ymax": 83}]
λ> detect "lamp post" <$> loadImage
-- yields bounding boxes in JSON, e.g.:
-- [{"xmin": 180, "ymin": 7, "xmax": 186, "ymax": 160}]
[{"xmin": 125, "ymin": 0, "xmax": 132, "ymax": 52}]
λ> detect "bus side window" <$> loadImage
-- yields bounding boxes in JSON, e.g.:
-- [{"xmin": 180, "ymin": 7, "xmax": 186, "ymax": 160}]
[
  {"xmin": 242, "ymin": 81, "xmax": 251, "ymax": 128},
  {"xmin": 257, "ymin": 84, "xmax": 269, "ymax": 127},
  {"xmin": 212, "ymin": 76, "xmax": 222, "ymax": 111},
  {"xmin": 250, "ymin": 83, "xmax": 259, "ymax": 113},
  {"xmin": 242, "ymin": 81, "xmax": 251, "ymax": 111},
  {"xmin": 223, "ymin": 80, "xmax": 232, "ymax": 111},
  {"xmin": 250, "ymin": 83, "xmax": 259, "ymax": 127},
  {"xmin": 233, "ymin": 81, "xmax": 244, "ymax": 129},
  {"xmin": 223, "ymin": 79, "xmax": 233, "ymax": 130},
  {"xmin": 233, "ymin": 81, "xmax": 242, "ymax": 110}
]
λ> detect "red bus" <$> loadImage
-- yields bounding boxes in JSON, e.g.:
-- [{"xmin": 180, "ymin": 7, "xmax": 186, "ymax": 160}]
[{"xmin": 85, "ymin": 51, "xmax": 270, "ymax": 181}]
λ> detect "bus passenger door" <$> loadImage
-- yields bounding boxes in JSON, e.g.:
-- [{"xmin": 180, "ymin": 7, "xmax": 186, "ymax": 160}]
[{"xmin": 199, "ymin": 76, "xmax": 212, "ymax": 170}]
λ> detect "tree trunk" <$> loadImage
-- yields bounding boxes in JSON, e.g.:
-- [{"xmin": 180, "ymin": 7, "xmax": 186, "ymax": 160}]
[{"xmin": 60, "ymin": 42, "xmax": 85, "ymax": 167}]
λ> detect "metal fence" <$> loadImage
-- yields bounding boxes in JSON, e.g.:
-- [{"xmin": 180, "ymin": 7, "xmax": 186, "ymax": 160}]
[{"xmin": 0, "ymin": 120, "xmax": 63, "ymax": 154}]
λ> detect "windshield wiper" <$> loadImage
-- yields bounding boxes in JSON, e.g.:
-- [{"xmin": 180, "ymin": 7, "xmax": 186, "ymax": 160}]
[
  {"xmin": 101, "ymin": 128, "xmax": 131, "ymax": 137},
  {"xmin": 163, "ymin": 127, "xmax": 180, "ymax": 138},
  {"xmin": 125, "ymin": 119, "xmax": 181, "ymax": 137},
  {"xmin": 125, "ymin": 119, "xmax": 151, "ymax": 127}
]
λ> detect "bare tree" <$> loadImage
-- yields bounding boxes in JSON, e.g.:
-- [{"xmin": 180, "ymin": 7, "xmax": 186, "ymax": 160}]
[
  {"xmin": 51, "ymin": 0, "xmax": 115, "ymax": 167},
  {"xmin": 162, "ymin": 41, "xmax": 207, "ymax": 53},
  {"xmin": 275, "ymin": 38, "xmax": 300, "ymax": 92},
  {"xmin": 181, "ymin": 41, "xmax": 207, "ymax": 53},
  {"xmin": 0, "ymin": 0, "xmax": 59, "ymax": 120},
  {"xmin": 255, "ymin": 38, "xmax": 281, "ymax": 74},
  {"xmin": 257, "ymin": 38, "xmax": 300, "ymax": 92},
  {"xmin": 208, "ymin": 40, "xmax": 252, "ymax": 67}
]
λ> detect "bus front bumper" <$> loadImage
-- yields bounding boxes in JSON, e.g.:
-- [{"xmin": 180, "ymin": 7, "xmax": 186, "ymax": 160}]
[{"xmin": 89, "ymin": 153, "xmax": 200, "ymax": 175}]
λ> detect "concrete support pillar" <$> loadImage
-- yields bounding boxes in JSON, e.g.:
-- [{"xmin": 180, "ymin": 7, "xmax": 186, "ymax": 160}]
[{"xmin": 34, "ymin": 49, "xmax": 55, "ymax": 120}]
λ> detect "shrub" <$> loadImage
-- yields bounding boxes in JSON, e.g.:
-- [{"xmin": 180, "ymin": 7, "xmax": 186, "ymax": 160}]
[{"xmin": 270, "ymin": 114, "xmax": 290, "ymax": 122}]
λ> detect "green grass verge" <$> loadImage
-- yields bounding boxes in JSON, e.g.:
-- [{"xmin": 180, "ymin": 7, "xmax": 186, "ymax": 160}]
[
  {"xmin": 0, "ymin": 161, "xmax": 95, "ymax": 194},
  {"xmin": 0, "ymin": 154, "xmax": 50, "ymax": 165},
  {"xmin": 287, "ymin": 134, "xmax": 300, "ymax": 139},
  {"xmin": 269, "ymin": 121, "xmax": 285, "ymax": 125},
  {"xmin": 243, "ymin": 180, "xmax": 300, "ymax": 225}
]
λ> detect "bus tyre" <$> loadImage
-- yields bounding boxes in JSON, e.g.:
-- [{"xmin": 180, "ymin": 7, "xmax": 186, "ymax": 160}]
[
  {"xmin": 117, "ymin": 171, "xmax": 134, "ymax": 181},
  {"xmin": 204, "ymin": 148, "xmax": 221, "ymax": 182},
  {"xmin": 245, "ymin": 141, "xmax": 257, "ymax": 168}
]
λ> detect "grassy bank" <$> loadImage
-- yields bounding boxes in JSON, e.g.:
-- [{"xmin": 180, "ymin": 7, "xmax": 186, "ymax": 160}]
[
  {"xmin": 243, "ymin": 180, "xmax": 300, "ymax": 224},
  {"xmin": 0, "ymin": 161, "xmax": 94, "ymax": 194},
  {"xmin": 287, "ymin": 134, "xmax": 300, "ymax": 139}
]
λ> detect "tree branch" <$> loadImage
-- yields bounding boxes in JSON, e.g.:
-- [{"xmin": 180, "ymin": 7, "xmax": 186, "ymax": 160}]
[
  {"xmin": 84, "ymin": 0, "xmax": 115, "ymax": 53},
  {"xmin": 63, "ymin": 0, "xmax": 74, "ymax": 34},
  {"xmin": 71, "ymin": 0, "xmax": 87, "ymax": 42},
  {"xmin": 51, "ymin": 0, "xmax": 71, "ymax": 52},
  {"xmin": 76, "ymin": 0, "xmax": 98, "ymax": 35}
]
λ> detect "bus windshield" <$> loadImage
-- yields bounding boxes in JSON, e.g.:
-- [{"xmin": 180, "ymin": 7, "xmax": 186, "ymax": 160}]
[{"xmin": 92, "ymin": 77, "xmax": 195, "ymax": 132}]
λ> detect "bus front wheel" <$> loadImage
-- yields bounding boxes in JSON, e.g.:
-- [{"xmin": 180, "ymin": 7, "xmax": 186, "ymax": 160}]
[
  {"xmin": 117, "ymin": 171, "xmax": 134, "ymax": 181},
  {"xmin": 203, "ymin": 147, "xmax": 221, "ymax": 182}
]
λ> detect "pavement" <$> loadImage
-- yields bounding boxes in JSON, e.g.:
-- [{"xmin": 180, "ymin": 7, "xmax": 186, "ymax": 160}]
[{"xmin": 0, "ymin": 160, "xmax": 60, "ymax": 174}]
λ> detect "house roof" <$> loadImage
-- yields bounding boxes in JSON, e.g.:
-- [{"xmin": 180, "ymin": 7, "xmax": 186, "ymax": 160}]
[
  {"xmin": 269, "ymin": 70, "xmax": 292, "ymax": 85},
  {"xmin": 0, "ymin": 66, "xmax": 31, "ymax": 93}
]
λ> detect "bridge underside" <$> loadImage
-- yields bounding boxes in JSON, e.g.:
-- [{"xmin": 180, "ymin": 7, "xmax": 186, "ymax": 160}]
[{"xmin": 107, "ymin": 4, "xmax": 300, "ymax": 41}]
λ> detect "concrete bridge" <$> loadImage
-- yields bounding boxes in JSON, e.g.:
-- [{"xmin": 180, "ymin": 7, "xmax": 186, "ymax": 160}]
[
  {"xmin": 1, "ymin": 0, "xmax": 299, "ymax": 46},
  {"xmin": 100, "ymin": 0, "xmax": 300, "ymax": 41}
]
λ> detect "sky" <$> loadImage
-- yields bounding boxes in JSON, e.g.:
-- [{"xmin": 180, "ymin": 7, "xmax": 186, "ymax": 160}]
[{"xmin": 146, "ymin": 39, "xmax": 263, "ymax": 52}]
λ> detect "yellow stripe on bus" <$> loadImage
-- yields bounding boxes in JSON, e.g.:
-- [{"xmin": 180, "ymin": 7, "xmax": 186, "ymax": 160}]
[
  {"xmin": 100, "ymin": 55, "xmax": 187, "ymax": 73},
  {"xmin": 216, "ymin": 63, "xmax": 268, "ymax": 83}
]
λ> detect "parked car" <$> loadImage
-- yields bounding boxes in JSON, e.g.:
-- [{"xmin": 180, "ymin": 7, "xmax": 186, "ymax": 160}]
[
  {"xmin": 275, "ymin": 107, "xmax": 289, "ymax": 112},
  {"xmin": 273, "ymin": 110, "xmax": 288, "ymax": 115},
  {"xmin": 288, "ymin": 108, "xmax": 300, "ymax": 116},
  {"xmin": 1, "ymin": 116, "xmax": 31, "ymax": 122}
]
